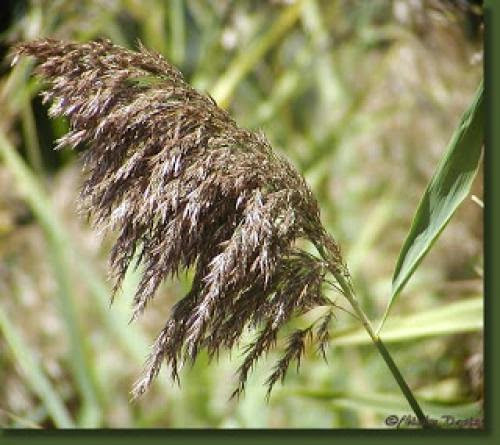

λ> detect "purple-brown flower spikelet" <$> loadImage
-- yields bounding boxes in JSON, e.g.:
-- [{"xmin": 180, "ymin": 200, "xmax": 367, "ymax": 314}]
[{"xmin": 14, "ymin": 39, "xmax": 347, "ymax": 399}]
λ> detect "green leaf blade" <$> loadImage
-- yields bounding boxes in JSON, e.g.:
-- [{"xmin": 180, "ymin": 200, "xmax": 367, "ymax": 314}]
[
  {"xmin": 379, "ymin": 80, "xmax": 484, "ymax": 331},
  {"xmin": 0, "ymin": 304, "xmax": 75, "ymax": 428},
  {"xmin": 334, "ymin": 296, "xmax": 483, "ymax": 346}
]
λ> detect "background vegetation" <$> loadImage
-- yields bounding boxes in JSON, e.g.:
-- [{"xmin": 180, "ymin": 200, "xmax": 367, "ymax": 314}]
[{"xmin": 0, "ymin": 0, "xmax": 483, "ymax": 428}]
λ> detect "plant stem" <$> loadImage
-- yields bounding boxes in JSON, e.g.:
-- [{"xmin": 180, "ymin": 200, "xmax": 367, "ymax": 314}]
[
  {"xmin": 333, "ymin": 273, "xmax": 431, "ymax": 428},
  {"xmin": 317, "ymin": 242, "xmax": 432, "ymax": 429}
]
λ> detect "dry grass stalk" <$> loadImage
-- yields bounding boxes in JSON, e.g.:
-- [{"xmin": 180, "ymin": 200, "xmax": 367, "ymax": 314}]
[{"xmin": 14, "ymin": 39, "xmax": 347, "ymax": 399}]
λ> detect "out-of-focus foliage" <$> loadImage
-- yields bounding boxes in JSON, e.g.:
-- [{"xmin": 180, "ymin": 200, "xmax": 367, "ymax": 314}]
[{"xmin": 0, "ymin": 0, "xmax": 483, "ymax": 428}]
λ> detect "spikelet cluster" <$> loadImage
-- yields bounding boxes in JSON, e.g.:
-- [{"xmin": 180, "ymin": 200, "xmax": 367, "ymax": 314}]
[{"xmin": 15, "ymin": 39, "xmax": 346, "ymax": 398}]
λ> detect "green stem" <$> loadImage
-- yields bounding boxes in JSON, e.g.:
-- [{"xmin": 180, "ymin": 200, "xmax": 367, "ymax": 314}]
[
  {"xmin": 333, "ymin": 272, "xmax": 431, "ymax": 429},
  {"xmin": 315, "ymin": 241, "xmax": 432, "ymax": 429}
]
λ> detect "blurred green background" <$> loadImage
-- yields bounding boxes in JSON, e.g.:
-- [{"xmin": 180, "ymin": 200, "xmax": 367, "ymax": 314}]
[{"xmin": 0, "ymin": 0, "xmax": 483, "ymax": 428}]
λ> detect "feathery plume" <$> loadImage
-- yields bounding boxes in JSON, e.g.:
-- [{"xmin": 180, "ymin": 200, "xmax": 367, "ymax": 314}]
[{"xmin": 14, "ymin": 39, "xmax": 347, "ymax": 398}]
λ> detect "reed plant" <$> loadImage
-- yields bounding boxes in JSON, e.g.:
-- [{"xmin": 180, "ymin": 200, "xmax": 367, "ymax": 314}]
[
  {"xmin": 13, "ymin": 36, "xmax": 484, "ymax": 428},
  {"xmin": 0, "ymin": 0, "xmax": 483, "ymax": 429}
]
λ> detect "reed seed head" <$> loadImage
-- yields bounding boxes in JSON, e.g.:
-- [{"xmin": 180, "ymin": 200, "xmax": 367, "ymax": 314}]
[{"xmin": 14, "ymin": 38, "xmax": 347, "ymax": 399}]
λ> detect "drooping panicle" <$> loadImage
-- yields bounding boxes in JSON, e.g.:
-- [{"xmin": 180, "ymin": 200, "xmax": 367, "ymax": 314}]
[{"xmin": 15, "ymin": 38, "xmax": 347, "ymax": 398}]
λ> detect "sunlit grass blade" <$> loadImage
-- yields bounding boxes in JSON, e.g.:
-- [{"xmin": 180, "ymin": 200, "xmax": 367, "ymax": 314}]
[
  {"xmin": 378, "ymin": 80, "xmax": 484, "ymax": 332},
  {"xmin": 209, "ymin": 0, "xmax": 305, "ymax": 107},
  {"xmin": 169, "ymin": 0, "xmax": 185, "ymax": 66},
  {"xmin": 0, "ymin": 130, "xmax": 102, "ymax": 427},
  {"xmin": 19, "ymin": 88, "xmax": 44, "ymax": 176},
  {"xmin": 333, "ymin": 296, "xmax": 482, "ymax": 345},
  {"xmin": 0, "ymin": 303, "xmax": 74, "ymax": 428},
  {"xmin": 46, "ymin": 241, "xmax": 102, "ymax": 427}
]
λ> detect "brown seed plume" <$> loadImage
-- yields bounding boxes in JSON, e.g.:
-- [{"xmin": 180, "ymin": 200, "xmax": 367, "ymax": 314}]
[{"xmin": 14, "ymin": 39, "xmax": 347, "ymax": 399}]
